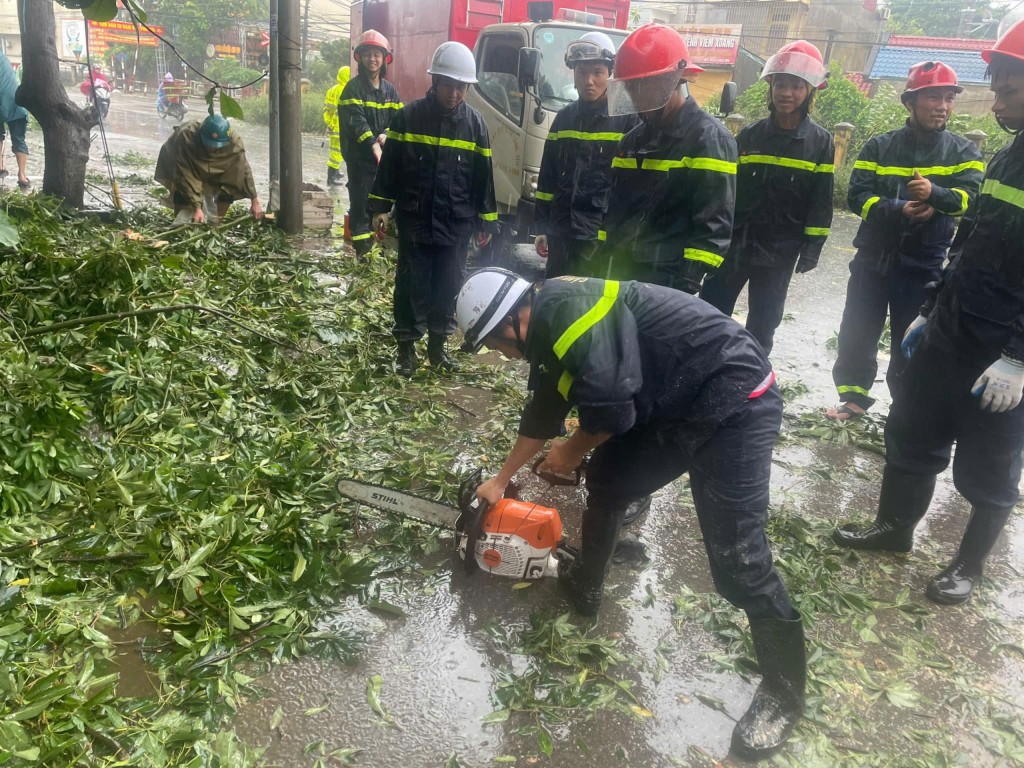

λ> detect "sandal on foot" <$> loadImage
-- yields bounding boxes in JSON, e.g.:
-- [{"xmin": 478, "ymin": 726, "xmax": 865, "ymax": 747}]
[
  {"xmin": 825, "ymin": 403, "xmax": 866, "ymax": 421},
  {"xmin": 0, "ymin": 170, "xmax": 9, "ymax": 179},
  {"xmin": 17, "ymin": 179, "xmax": 30, "ymax": 190}
]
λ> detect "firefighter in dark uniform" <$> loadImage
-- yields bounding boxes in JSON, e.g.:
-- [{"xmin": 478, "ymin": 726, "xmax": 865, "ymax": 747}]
[
  {"xmin": 701, "ymin": 41, "xmax": 834, "ymax": 356},
  {"xmin": 534, "ymin": 32, "xmax": 640, "ymax": 278},
  {"xmin": 457, "ymin": 268, "xmax": 805, "ymax": 761},
  {"xmin": 826, "ymin": 61, "xmax": 984, "ymax": 419},
  {"xmin": 834, "ymin": 22, "xmax": 1024, "ymax": 606},
  {"xmin": 339, "ymin": 29, "xmax": 402, "ymax": 259},
  {"xmin": 369, "ymin": 42, "xmax": 498, "ymax": 377},
  {"xmin": 596, "ymin": 24, "xmax": 737, "ymax": 295}
]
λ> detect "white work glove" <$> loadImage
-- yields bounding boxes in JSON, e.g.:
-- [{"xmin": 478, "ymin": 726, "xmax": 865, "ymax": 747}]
[
  {"xmin": 372, "ymin": 212, "xmax": 388, "ymax": 235},
  {"xmin": 972, "ymin": 356, "xmax": 1024, "ymax": 413},
  {"xmin": 534, "ymin": 234, "xmax": 548, "ymax": 257},
  {"xmin": 900, "ymin": 314, "xmax": 928, "ymax": 360}
]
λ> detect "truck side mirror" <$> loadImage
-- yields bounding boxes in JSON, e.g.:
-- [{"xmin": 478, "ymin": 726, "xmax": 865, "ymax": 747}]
[
  {"xmin": 518, "ymin": 47, "xmax": 541, "ymax": 90},
  {"xmin": 720, "ymin": 81, "xmax": 737, "ymax": 117}
]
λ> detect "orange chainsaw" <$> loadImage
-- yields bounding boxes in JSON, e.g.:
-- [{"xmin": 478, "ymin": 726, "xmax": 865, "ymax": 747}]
[{"xmin": 337, "ymin": 464, "xmax": 581, "ymax": 580}]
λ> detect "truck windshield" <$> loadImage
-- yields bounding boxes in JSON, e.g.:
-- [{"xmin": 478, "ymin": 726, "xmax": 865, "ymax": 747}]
[{"xmin": 533, "ymin": 26, "xmax": 628, "ymax": 111}]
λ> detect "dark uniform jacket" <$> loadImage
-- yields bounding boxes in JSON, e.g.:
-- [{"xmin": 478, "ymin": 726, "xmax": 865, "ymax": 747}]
[
  {"xmin": 598, "ymin": 97, "xmax": 737, "ymax": 280},
  {"xmin": 368, "ymin": 93, "xmax": 499, "ymax": 246},
  {"xmin": 848, "ymin": 122, "xmax": 984, "ymax": 274},
  {"xmin": 518, "ymin": 277, "xmax": 774, "ymax": 442},
  {"xmin": 731, "ymin": 115, "xmax": 834, "ymax": 269},
  {"xmin": 338, "ymin": 73, "xmax": 402, "ymax": 171},
  {"xmin": 928, "ymin": 133, "xmax": 1024, "ymax": 364},
  {"xmin": 535, "ymin": 98, "xmax": 640, "ymax": 241}
]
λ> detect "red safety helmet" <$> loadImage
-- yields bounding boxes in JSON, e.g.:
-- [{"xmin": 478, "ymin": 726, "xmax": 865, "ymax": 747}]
[
  {"xmin": 982, "ymin": 19, "xmax": 1024, "ymax": 64},
  {"xmin": 607, "ymin": 24, "xmax": 703, "ymax": 116},
  {"xmin": 901, "ymin": 61, "xmax": 962, "ymax": 103},
  {"xmin": 762, "ymin": 40, "xmax": 828, "ymax": 90},
  {"xmin": 354, "ymin": 29, "xmax": 393, "ymax": 65}
]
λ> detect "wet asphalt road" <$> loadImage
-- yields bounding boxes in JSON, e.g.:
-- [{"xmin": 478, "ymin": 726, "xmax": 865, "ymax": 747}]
[{"xmin": 31, "ymin": 91, "xmax": 1024, "ymax": 766}]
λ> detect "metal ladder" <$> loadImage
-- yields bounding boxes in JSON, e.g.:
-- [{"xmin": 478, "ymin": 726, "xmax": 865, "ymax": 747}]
[{"xmin": 155, "ymin": 42, "xmax": 167, "ymax": 80}]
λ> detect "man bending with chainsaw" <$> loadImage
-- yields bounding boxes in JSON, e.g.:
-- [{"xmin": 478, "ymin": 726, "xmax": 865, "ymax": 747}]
[{"xmin": 457, "ymin": 269, "xmax": 803, "ymax": 762}]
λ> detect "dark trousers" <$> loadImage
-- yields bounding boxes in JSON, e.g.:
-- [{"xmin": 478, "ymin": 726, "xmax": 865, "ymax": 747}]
[
  {"xmin": 393, "ymin": 231, "xmax": 470, "ymax": 342},
  {"xmin": 700, "ymin": 263, "xmax": 796, "ymax": 357},
  {"xmin": 545, "ymin": 236, "xmax": 597, "ymax": 279},
  {"xmin": 586, "ymin": 387, "xmax": 795, "ymax": 620},
  {"xmin": 346, "ymin": 163, "xmax": 375, "ymax": 253},
  {"xmin": 832, "ymin": 258, "xmax": 939, "ymax": 409},
  {"xmin": 887, "ymin": 339, "xmax": 1024, "ymax": 510}
]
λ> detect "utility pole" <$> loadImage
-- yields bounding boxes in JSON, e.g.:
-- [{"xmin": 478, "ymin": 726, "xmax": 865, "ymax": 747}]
[
  {"xmin": 278, "ymin": 0, "xmax": 304, "ymax": 233},
  {"xmin": 269, "ymin": 0, "xmax": 280, "ymax": 211},
  {"xmin": 301, "ymin": 0, "xmax": 311, "ymax": 70}
]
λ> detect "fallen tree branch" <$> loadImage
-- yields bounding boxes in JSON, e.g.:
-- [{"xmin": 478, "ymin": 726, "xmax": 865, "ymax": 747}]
[{"xmin": 20, "ymin": 303, "xmax": 300, "ymax": 350}]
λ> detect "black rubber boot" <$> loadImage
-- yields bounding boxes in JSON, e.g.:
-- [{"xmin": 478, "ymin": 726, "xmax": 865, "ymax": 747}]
[
  {"xmin": 396, "ymin": 341, "xmax": 416, "ymax": 378},
  {"xmin": 353, "ymin": 238, "xmax": 371, "ymax": 261},
  {"xmin": 832, "ymin": 468, "xmax": 936, "ymax": 552},
  {"xmin": 731, "ymin": 614, "xmax": 807, "ymax": 762},
  {"xmin": 326, "ymin": 166, "xmax": 336, "ymax": 186},
  {"xmin": 559, "ymin": 505, "xmax": 625, "ymax": 617},
  {"xmin": 926, "ymin": 505, "xmax": 1014, "ymax": 605},
  {"xmin": 427, "ymin": 334, "xmax": 459, "ymax": 372},
  {"xmin": 621, "ymin": 494, "xmax": 652, "ymax": 527}
]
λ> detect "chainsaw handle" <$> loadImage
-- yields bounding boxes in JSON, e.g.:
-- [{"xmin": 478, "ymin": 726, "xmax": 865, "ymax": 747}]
[
  {"xmin": 463, "ymin": 496, "xmax": 489, "ymax": 575},
  {"xmin": 531, "ymin": 456, "xmax": 583, "ymax": 487}
]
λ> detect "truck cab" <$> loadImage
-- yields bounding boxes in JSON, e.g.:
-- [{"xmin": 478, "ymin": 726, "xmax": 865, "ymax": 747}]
[{"xmin": 465, "ymin": 19, "xmax": 629, "ymax": 245}]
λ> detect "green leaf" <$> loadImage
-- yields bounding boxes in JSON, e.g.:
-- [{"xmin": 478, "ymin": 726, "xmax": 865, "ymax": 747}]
[
  {"xmin": 304, "ymin": 700, "xmax": 331, "ymax": 716},
  {"xmin": 292, "ymin": 547, "xmax": 307, "ymax": 582},
  {"xmin": 443, "ymin": 753, "xmax": 462, "ymax": 768},
  {"xmin": 538, "ymin": 726, "xmax": 553, "ymax": 757},
  {"xmin": 883, "ymin": 683, "xmax": 920, "ymax": 709},
  {"xmin": 82, "ymin": 0, "xmax": 119, "ymax": 22},
  {"xmin": 270, "ymin": 706, "xmax": 284, "ymax": 730},
  {"xmin": 169, "ymin": 541, "xmax": 217, "ymax": 580},
  {"xmin": 220, "ymin": 92, "xmax": 245, "ymax": 120},
  {"xmin": 366, "ymin": 674, "xmax": 393, "ymax": 724},
  {"xmin": 205, "ymin": 88, "xmax": 217, "ymax": 116},
  {"xmin": 122, "ymin": 0, "xmax": 148, "ymax": 22},
  {"xmin": 364, "ymin": 599, "xmax": 406, "ymax": 617},
  {"xmin": 13, "ymin": 747, "xmax": 40, "ymax": 761},
  {"xmin": 0, "ymin": 211, "xmax": 19, "ymax": 247},
  {"xmin": 480, "ymin": 709, "xmax": 511, "ymax": 724}
]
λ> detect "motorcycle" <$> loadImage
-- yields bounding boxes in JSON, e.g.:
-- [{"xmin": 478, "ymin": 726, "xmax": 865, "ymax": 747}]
[
  {"xmin": 157, "ymin": 87, "xmax": 188, "ymax": 121},
  {"xmin": 80, "ymin": 71, "xmax": 111, "ymax": 119}
]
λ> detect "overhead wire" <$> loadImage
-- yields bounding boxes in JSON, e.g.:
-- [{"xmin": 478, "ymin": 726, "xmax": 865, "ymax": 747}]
[{"xmin": 83, "ymin": 22, "xmax": 122, "ymax": 210}]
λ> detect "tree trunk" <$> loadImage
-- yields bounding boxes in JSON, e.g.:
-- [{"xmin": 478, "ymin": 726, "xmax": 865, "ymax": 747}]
[{"xmin": 16, "ymin": 0, "xmax": 96, "ymax": 208}]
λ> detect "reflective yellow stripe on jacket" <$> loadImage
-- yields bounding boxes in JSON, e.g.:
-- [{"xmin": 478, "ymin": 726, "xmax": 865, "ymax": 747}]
[
  {"xmin": 853, "ymin": 159, "xmax": 984, "ymax": 177},
  {"xmin": 611, "ymin": 156, "xmax": 737, "ymax": 174},
  {"xmin": 339, "ymin": 98, "xmax": 404, "ymax": 110},
  {"xmin": 684, "ymin": 249, "xmax": 723, "ymax": 267},
  {"xmin": 548, "ymin": 130, "xmax": 626, "ymax": 142},
  {"xmin": 861, "ymin": 196, "xmax": 881, "ymax": 220},
  {"xmin": 387, "ymin": 131, "xmax": 493, "ymax": 157},
  {"xmin": 739, "ymin": 154, "xmax": 834, "ymax": 173},
  {"xmin": 981, "ymin": 178, "xmax": 1024, "ymax": 210},
  {"xmin": 552, "ymin": 280, "xmax": 620, "ymax": 399}
]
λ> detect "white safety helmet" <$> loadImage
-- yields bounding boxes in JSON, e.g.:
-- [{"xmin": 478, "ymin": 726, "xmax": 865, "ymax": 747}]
[
  {"xmin": 565, "ymin": 31, "xmax": 617, "ymax": 71},
  {"xmin": 456, "ymin": 268, "xmax": 533, "ymax": 352},
  {"xmin": 428, "ymin": 41, "xmax": 479, "ymax": 85}
]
